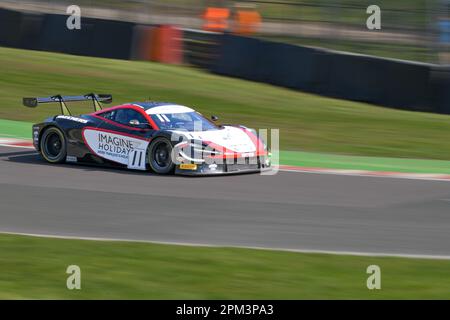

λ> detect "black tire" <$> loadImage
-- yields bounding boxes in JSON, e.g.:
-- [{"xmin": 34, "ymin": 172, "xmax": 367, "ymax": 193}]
[
  {"xmin": 148, "ymin": 137, "xmax": 175, "ymax": 174},
  {"xmin": 40, "ymin": 127, "xmax": 67, "ymax": 163}
]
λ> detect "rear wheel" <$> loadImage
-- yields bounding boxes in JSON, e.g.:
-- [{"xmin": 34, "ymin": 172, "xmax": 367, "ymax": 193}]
[
  {"xmin": 148, "ymin": 137, "xmax": 175, "ymax": 174},
  {"xmin": 40, "ymin": 127, "xmax": 67, "ymax": 163}
]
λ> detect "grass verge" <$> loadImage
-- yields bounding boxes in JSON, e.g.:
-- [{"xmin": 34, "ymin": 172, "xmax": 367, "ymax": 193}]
[
  {"xmin": 1, "ymin": 47, "xmax": 450, "ymax": 161},
  {"xmin": 1, "ymin": 233, "xmax": 450, "ymax": 299}
]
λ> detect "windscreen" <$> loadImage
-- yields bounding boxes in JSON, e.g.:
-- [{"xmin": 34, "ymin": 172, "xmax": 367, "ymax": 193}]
[{"xmin": 150, "ymin": 112, "xmax": 218, "ymax": 131}]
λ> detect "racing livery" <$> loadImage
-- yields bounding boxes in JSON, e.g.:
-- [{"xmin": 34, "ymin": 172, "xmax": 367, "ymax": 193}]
[{"xmin": 23, "ymin": 94, "xmax": 271, "ymax": 175}]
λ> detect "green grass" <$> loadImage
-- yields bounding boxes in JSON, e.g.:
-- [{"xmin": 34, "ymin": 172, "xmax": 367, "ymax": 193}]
[
  {"xmin": 1, "ymin": 233, "xmax": 450, "ymax": 299},
  {"xmin": 0, "ymin": 119, "xmax": 31, "ymax": 139},
  {"xmin": 281, "ymin": 150, "xmax": 450, "ymax": 174},
  {"xmin": 1, "ymin": 46, "xmax": 450, "ymax": 162}
]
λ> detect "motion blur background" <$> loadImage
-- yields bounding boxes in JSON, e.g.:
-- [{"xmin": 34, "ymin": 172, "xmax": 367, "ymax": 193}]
[
  {"xmin": 3, "ymin": 0, "xmax": 450, "ymax": 62},
  {"xmin": 1, "ymin": 0, "xmax": 449, "ymax": 115}
]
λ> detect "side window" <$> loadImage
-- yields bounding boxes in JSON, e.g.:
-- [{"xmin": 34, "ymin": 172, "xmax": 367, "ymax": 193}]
[
  {"xmin": 99, "ymin": 110, "xmax": 116, "ymax": 120},
  {"xmin": 114, "ymin": 109, "xmax": 148, "ymax": 126}
]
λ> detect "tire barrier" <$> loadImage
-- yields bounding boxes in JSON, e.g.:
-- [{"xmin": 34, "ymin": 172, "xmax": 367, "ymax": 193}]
[
  {"xmin": 326, "ymin": 53, "xmax": 432, "ymax": 112},
  {"xmin": 130, "ymin": 25, "xmax": 155, "ymax": 61},
  {"xmin": 213, "ymin": 34, "xmax": 450, "ymax": 114},
  {"xmin": 89, "ymin": 19, "xmax": 134, "ymax": 60},
  {"xmin": 0, "ymin": 8, "xmax": 22, "ymax": 47},
  {"xmin": 17, "ymin": 12, "xmax": 44, "ymax": 50},
  {"xmin": 38, "ymin": 14, "xmax": 94, "ymax": 56},
  {"xmin": 256, "ymin": 41, "xmax": 330, "ymax": 94},
  {"xmin": 430, "ymin": 66, "xmax": 450, "ymax": 115},
  {"xmin": 0, "ymin": 9, "xmax": 43, "ymax": 49},
  {"xmin": 213, "ymin": 35, "xmax": 331, "ymax": 94},
  {"xmin": 1, "ymin": 10, "xmax": 134, "ymax": 60},
  {"xmin": 183, "ymin": 29, "xmax": 222, "ymax": 69},
  {"xmin": 0, "ymin": 8, "xmax": 181, "ymax": 63},
  {"xmin": 1, "ymin": 8, "xmax": 448, "ymax": 114},
  {"xmin": 213, "ymin": 35, "xmax": 260, "ymax": 79}
]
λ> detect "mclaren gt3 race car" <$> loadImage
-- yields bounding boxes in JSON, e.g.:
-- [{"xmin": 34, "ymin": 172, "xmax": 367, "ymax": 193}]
[{"xmin": 23, "ymin": 94, "xmax": 271, "ymax": 175}]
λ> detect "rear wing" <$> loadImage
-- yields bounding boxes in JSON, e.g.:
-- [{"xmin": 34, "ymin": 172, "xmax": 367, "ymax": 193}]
[{"xmin": 22, "ymin": 93, "xmax": 112, "ymax": 116}]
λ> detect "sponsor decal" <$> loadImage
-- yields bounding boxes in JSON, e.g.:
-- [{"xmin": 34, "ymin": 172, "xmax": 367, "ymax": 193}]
[
  {"xmin": 171, "ymin": 126, "xmax": 256, "ymax": 154},
  {"xmin": 179, "ymin": 163, "xmax": 197, "ymax": 170},
  {"xmin": 83, "ymin": 129, "xmax": 149, "ymax": 165},
  {"xmin": 127, "ymin": 149, "xmax": 146, "ymax": 170},
  {"xmin": 66, "ymin": 155, "xmax": 77, "ymax": 162},
  {"xmin": 57, "ymin": 115, "xmax": 88, "ymax": 123}
]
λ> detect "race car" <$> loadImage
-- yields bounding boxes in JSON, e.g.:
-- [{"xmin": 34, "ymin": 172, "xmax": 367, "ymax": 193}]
[{"xmin": 23, "ymin": 94, "xmax": 271, "ymax": 175}]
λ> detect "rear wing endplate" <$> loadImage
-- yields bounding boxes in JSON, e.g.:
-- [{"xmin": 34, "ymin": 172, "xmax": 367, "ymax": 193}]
[{"xmin": 22, "ymin": 93, "xmax": 112, "ymax": 116}]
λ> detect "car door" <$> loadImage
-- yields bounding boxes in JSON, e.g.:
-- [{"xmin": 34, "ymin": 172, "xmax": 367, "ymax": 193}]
[{"xmin": 84, "ymin": 107, "xmax": 155, "ymax": 169}]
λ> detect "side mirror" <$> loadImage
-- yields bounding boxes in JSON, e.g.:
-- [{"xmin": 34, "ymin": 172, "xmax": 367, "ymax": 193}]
[
  {"xmin": 129, "ymin": 119, "xmax": 151, "ymax": 130},
  {"xmin": 211, "ymin": 115, "xmax": 219, "ymax": 122}
]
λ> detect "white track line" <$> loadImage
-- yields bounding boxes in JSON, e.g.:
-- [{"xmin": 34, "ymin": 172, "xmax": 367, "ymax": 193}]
[{"xmin": 2, "ymin": 231, "xmax": 450, "ymax": 260}]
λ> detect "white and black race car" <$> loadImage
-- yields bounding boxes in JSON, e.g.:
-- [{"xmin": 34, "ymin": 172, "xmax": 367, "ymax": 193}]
[{"xmin": 23, "ymin": 94, "xmax": 271, "ymax": 175}]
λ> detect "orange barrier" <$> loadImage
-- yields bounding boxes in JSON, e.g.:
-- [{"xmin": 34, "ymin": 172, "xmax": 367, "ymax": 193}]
[
  {"xmin": 202, "ymin": 7, "xmax": 230, "ymax": 32},
  {"xmin": 233, "ymin": 10, "xmax": 261, "ymax": 35},
  {"xmin": 149, "ymin": 25, "xmax": 183, "ymax": 64}
]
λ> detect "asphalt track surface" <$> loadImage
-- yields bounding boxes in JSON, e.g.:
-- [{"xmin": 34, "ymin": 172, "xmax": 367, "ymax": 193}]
[{"xmin": 1, "ymin": 145, "xmax": 450, "ymax": 257}]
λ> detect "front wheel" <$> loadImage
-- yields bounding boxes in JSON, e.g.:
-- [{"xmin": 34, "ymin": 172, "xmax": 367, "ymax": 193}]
[
  {"xmin": 147, "ymin": 137, "xmax": 175, "ymax": 174},
  {"xmin": 40, "ymin": 127, "xmax": 67, "ymax": 163}
]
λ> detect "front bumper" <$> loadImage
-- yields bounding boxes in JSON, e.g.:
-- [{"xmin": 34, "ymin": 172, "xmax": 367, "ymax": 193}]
[{"xmin": 175, "ymin": 157, "xmax": 271, "ymax": 176}]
